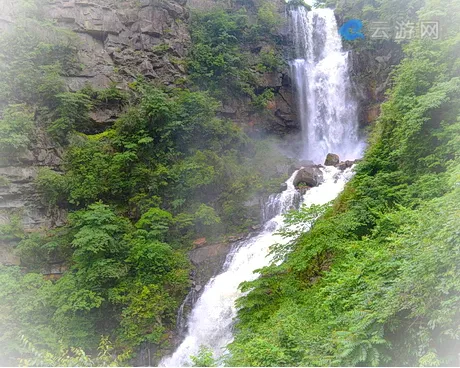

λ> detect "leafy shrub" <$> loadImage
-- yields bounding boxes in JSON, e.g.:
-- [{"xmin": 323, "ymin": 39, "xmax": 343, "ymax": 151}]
[
  {"xmin": 0, "ymin": 104, "xmax": 34, "ymax": 155},
  {"xmin": 48, "ymin": 93, "xmax": 93, "ymax": 143},
  {"xmin": 256, "ymin": 1, "xmax": 281, "ymax": 32},
  {"xmin": 191, "ymin": 346, "xmax": 216, "ymax": 367},
  {"xmin": 36, "ymin": 168, "xmax": 69, "ymax": 208},
  {"xmin": 0, "ymin": 19, "xmax": 77, "ymax": 106},
  {"xmin": 258, "ymin": 49, "xmax": 284, "ymax": 71}
]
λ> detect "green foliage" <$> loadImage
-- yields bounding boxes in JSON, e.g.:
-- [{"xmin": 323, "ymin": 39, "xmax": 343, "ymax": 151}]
[
  {"xmin": 0, "ymin": 176, "xmax": 10, "ymax": 187},
  {"xmin": 10, "ymin": 78, "xmax": 291, "ymax": 362},
  {"xmin": 258, "ymin": 49, "xmax": 284, "ymax": 72},
  {"xmin": 195, "ymin": 204, "xmax": 221, "ymax": 226},
  {"xmin": 43, "ymin": 85, "xmax": 288, "ymax": 234},
  {"xmin": 269, "ymin": 204, "xmax": 328, "ymax": 262},
  {"xmin": 0, "ymin": 0, "xmax": 79, "ymax": 173},
  {"xmin": 0, "ymin": 104, "xmax": 34, "ymax": 157},
  {"xmin": 19, "ymin": 335, "xmax": 130, "ymax": 367},
  {"xmin": 80, "ymin": 83, "xmax": 129, "ymax": 107},
  {"xmin": 36, "ymin": 168, "xmax": 69, "ymax": 208},
  {"xmin": 0, "ymin": 267, "xmax": 55, "ymax": 365},
  {"xmin": 250, "ymin": 88, "xmax": 275, "ymax": 110},
  {"xmin": 48, "ymin": 92, "xmax": 93, "ymax": 143},
  {"xmin": 191, "ymin": 346, "xmax": 217, "ymax": 367},
  {"xmin": 0, "ymin": 18, "xmax": 77, "ymax": 106},
  {"xmin": 16, "ymin": 231, "xmax": 69, "ymax": 271},
  {"xmin": 135, "ymin": 207, "xmax": 173, "ymax": 241},
  {"xmin": 2, "ymin": 202, "xmax": 191, "ymax": 363},
  {"xmin": 288, "ymin": 0, "xmax": 312, "ymax": 10},
  {"xmin": 188, "ymin": 9, "xmax": 251, "ymax": 97},
  {"xmin": 69, "ymin": 203, "xmax": 131, "ymax": 288},
  {"xmin": 151, "ymin": 42, "xmax": 171, "ymax": 55},
  {"xmin": 256, "ymin": 1, "xmax": 281, "ymax": 33},
  {"xmin": 0, "ymin": 214, "xmax": 25, "ymax": 242},
  {"xmin": 188, "ymin": 7, "xmax": 283, "ymax": 103}
]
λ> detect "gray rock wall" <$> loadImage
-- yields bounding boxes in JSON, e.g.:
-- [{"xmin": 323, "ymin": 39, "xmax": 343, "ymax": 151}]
[
  {"xmin": 0, "ymin": 0, "xmax": 191, "ymax": 265},
  {"xmin": 0, "ymin": 130, "xmax": 65, "ymax": 266},
  {"xmin": 46, "ymin": 0, "xmax": 191, "ymax": 90},
  {"xmin": 0, "ymin": 0, "xmax": 297, "ymax": 267}
]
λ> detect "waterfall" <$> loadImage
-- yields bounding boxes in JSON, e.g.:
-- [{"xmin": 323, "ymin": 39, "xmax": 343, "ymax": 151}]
[
  {"xmin": 160, "ymin": 167, "xmax": 354, "ymax": 367},
  {"xmin": 291, "ymin": 7, "xmax": 363, "ymax": 163},
  {"xmin": 160, "ymin": 6, "xmax": 363, "ymax": 367}
]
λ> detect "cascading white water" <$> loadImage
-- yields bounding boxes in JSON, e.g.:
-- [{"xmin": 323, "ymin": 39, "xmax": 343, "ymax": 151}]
[
  {"xmin": 290, "ymin": 7, "xmax": 364, "ymax": 163},
  {"xmin": 160, "ymin": 167, "xmax": 354, "ymax": 367},
  {"xmin": 161, "ymin": 171, "xmax": 299, "ymax": 367},
  {"xmin": 161, "ymin": 6, "xmax": 363, "ymax": 367}
]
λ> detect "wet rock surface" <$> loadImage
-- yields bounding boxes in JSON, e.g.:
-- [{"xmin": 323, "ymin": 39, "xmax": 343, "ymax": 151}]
[
  {"xmin": 324, "ymin": 153, "xmax": 340, "ymax": 166},
  {"xmin": 293, "ymin": 166, "xmax": 324, "ymax": 188},
  {"xmin": 189, "ymin": 241, "xmax": 233, "ymax": 293},
  {"xmin": 45, "ymin": 0, "xmax": 191, "ymax": 90}
]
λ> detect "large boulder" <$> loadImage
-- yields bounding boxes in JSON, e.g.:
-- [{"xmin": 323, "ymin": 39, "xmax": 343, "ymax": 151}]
[
  {"xmin": 324, "ymin": 153, "xmax": 340, "ymax": 166},
  {"xmin": 293, "ymin": 166, "xmax": 323, "ymax": 188},
  {"xmin": 288, "ymin": 159, "xmax": 316, "ymax": 176}
]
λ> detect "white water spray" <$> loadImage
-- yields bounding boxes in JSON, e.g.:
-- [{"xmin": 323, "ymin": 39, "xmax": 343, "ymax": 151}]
[
  {"xmin": 161, "ymin": 6, "xmax": 363, "ymax": 367},
  {"xmin": 161, "ymin": 167, "xmax": 354, "ymax": 366},
  {"xmin": 291, "ymin": 7, "xmax": 364, "ymax": 162}
]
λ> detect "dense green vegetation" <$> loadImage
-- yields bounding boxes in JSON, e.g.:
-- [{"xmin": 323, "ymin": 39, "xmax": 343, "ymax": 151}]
[
  {"xmin": 229, "ymin": 0, "xmax": 460, "ymax": 366},
  {"xmin": 0, "ymin": 0, "xmax": 291, "ymax": 365},
  {"xmin": 188, "ymin": 2, "xmax": 285, "ymax": 105}
]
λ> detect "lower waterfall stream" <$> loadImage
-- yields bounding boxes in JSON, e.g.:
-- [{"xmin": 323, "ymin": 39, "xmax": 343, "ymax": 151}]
[{"xmin": 161, "ymin": 166, "xmax": 355, "ymax": 366}]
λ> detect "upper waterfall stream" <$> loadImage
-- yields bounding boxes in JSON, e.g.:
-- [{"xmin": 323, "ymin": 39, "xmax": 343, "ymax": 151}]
[
  {"xmin": 161, "ymin": 7, "xmax": 362, "ymax": 366},
  {"xmin": 291, "ymin": 7, "xmax": 364, "ymax": 162}
]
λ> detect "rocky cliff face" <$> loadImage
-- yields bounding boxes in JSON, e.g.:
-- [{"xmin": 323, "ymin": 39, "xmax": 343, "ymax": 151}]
[
  {"xmin": 186, "ymin": 0, "xmax": 299, "ymax": 137},
  {"xmin": 216, "ymin": 68, "xmax": 298, "ymax": 137},
  {"xmin": 349, "ymin": 41, "xmax": 403, "ymax": 129},
  {"xmin": 1, "ymin": 0, "xmax": 298, "ymax": 271},
  {"xmin": 0, "ymin": 0, "xmax": 191, "ymax": 266},
  {"xmin": 45, "ymin": 0, "xmax": 190, "ymax": 91},
  {"xmin": 0, "ymin": 131, "xmax": 65, "ymax": 266}
]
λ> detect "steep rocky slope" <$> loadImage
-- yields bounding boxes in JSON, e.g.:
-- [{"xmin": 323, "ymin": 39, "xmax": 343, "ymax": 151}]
[{"xmin": 0, "ymin": 0, "xmax": 191, "ymax": 266}]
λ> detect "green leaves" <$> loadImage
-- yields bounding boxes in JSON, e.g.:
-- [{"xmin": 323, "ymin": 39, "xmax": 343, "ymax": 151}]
[
  {"xmin": 195, "ymin": 204, "xmax": 222, "ymax": 226},
  {"xmin": 0, "ymin": 17, "xmax": 76, "ymax": 106},
  {"xmin": 19, "ymin": 335, "xmax": 130, "ymax": 367},
  {"xmin": 191, "ymin": 346, "xmax": 217, "ymax": 367},
  {"xmin": 188, "ymin": 7, "xmax": 282, "ymax": 102},
  {"xmin": 0, "ymin": 104, "xmax": 34, "ymax": 157},
  {"xmin": 269, "ymin": 204, "xmax": 328, "ymax": 263},
  {"xmin": 48, "ymin": 92, "xmax": 93, "ymax": 143},
  {"xmin": 135, "ymin": 207, "xmax": 173, "ymax": 241}
]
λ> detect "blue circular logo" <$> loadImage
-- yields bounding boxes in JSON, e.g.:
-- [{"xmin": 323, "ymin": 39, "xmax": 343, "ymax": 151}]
[{"xmin": 339, "ymin": 19, "xmax": 365, "ymax": 41}]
